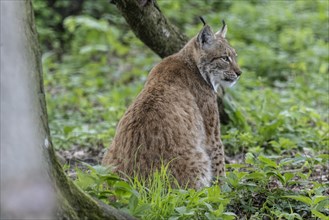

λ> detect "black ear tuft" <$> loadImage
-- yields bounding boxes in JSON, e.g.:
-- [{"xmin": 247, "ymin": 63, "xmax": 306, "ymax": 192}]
[
  {"xmin": 199, "ymin": 16, "xmax": 206, "ymax": 26},
  {"xmin": 216, "ymin": 19, "xmax": 228, "ymax": 38},
  {"xmin": 222, "ymin": 19, "xmax": 226, "ymax": 27}
]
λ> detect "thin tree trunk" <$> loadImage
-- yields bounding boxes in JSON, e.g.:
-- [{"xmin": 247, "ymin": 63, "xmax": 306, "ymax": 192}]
[
  {"xmin": 113, "ymin": 0, "xmax": 229, "ymax": 124},
  {"xmin": 0, "ymin": 1, "xmax": 136, "ymax": 219}
]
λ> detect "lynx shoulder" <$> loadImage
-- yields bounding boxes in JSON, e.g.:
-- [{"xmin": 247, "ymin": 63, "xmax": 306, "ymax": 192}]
[{"xmin": 102, "ymin": 20, "xmax": 241, "ymax": 189}]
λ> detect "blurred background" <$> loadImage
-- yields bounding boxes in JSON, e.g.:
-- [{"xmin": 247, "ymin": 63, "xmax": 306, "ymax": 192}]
[{"xmin": 33, "ymin": 0, "xmax": 328, "ymax": 163}]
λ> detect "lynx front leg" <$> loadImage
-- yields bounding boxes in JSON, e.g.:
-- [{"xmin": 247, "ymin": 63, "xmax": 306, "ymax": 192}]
[{"xmin": 208, "ymin": 140, "xmax": 226, "ymax": 184}]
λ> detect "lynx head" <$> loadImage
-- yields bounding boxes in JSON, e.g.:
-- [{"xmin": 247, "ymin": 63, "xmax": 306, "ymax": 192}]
[{"xmin": 193, "ymin": 20, "xmax": 242, "ymax": 91}]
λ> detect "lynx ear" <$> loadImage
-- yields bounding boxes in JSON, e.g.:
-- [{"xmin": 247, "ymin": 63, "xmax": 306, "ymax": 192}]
[
  {"xmin": 215, "ymin": 20, "xmax": 227, "ymax": 38},
  {"xmin": 197, "ymin": 25, "xmax": 215, "ymax": 50}
]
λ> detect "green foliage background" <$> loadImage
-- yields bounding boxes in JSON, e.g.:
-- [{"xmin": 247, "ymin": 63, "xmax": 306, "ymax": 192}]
[{"xmin": 33, "ymin": 0, "xmax": 328, "ymax": 219}]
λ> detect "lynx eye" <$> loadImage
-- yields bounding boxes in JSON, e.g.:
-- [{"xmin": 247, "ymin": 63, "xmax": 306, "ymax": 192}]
[
  {"xmin": 210, "ymin": 57, "xmax": 221, "ymax": 63},
  {"xmin": 221, "ymin": 56, "xmax": 230, "ymax": 62}
]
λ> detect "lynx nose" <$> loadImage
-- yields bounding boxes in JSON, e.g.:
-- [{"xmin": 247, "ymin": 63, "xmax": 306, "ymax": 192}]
[{"xmin": 235, "ymin": 69, "xmax": 242, "ymax": 76}]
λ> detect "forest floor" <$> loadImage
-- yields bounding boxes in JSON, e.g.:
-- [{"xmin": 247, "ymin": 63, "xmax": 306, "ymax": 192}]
[{"xmin": 39, "ymin": 0, "xmax": 328, "ymax": 217}]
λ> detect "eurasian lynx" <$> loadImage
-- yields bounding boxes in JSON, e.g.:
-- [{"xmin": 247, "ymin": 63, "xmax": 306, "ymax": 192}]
[{"xmin": 102, "ymin": 20, "xmax": 241, "ymax": 189}]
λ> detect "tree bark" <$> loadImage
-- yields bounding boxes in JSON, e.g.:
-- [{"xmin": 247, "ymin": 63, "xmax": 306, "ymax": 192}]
[
  {"xmin": 113, "ymin": 0, "xmax": 188, "ymax": 58},
  {"xmin": 0, "ymin": 1, "xmax": 136, "ymax": 219},
  {"xmin": 113, "ymin": 0, "xmax": 229, "ymax": 124}
]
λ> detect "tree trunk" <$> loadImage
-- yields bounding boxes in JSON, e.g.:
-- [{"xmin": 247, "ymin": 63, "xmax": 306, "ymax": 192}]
[
  {"xmin": 0, "ymin": 1, "xmax": 136, "ymax": 219},
  {"xmin": 113, "ymin": 0, "xmax": 229, "ymax": 124}
]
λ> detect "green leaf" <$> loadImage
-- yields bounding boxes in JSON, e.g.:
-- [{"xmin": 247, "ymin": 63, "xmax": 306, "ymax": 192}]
[
  {"xmin": 292, "ymin": 156, "xmax": 306, "ymax": 165},
  {"xmin": 245, "ymin": 172, "xmax": 266, "ymax": 181},
  {"xmin": 311, "ymin": 210, "xmax": 328, "ymax": 220},
  {"xmin": 80, "ymin": 44, "xmax": 108, "ymax": 54},
  {"xmin": 226, "ymin": 164, "xmax": 247, "ymax": 169},
  {"xmin": 279, "ymin": 157, "xmax": 295, "ymax": 166},
  {"xmin": 220, "ymin": 182, "xmax": 232, "ymax": 193},
  {"xmin": 223, "ymin": 212, "xmax": 237, "ymax": 216},
  {"xmin": 215, "ymin": 203, "xmax": 224, "ymax": 216},
  {"xmin": 313, "ymin": 196, "xmax": 328, "ymax": 205},
  {"xmin": 283, "ymin": 173, "xmax": 294, "ymax": 183},
  {"xmin": 175, "ymin": 206, "xmax": 187, "ymax": 215},
  {"xmin": 91, "ymin": 165, "xmax": 111, "ymax": 175},
  {"xmin": 128, "ymin": 194, "xmax": 138, "ymax": 211},
  {"xmin": 133, "ymin": 204, "xmax": 151, "ymax": 217},
  {"xmin": 317, "ymin": 154, "xmax": 329, "ymax": 161},
  {"xmin": 267, "ymin": 171, "xmax": 286, "ymax": 184},
  {"xmin": 113, "ymin": 181, "xmax": 133, "ymax": 197},
  {"xmin": 63, "ymin": 126, "xmax": 75, "ymax": 136},
  {"xmin": 245, "ymin": 153, "xmax": 256, "ymax": 165},
  {"xmin": 284, "ymin": 195, "xmax": 313, "ymax": 206},
  {"xmin": 75, "ymin": 168, "xmax": 96, "ymax": 190},
  {"xmin": 258, "ymin": 155, "xmax": 277, "ymax": 168},
  {"xmin": 227, "ymin": 172, "xmax": 239, "ymax": 188},
  {"xmin": 223, "ymin": 212, "xmax": 237, "ymax": 220}
]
